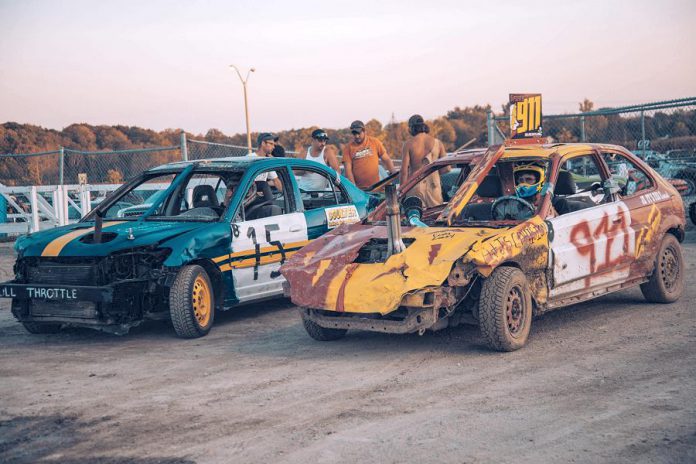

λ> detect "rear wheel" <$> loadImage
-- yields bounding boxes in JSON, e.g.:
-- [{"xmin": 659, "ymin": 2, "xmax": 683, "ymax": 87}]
[
  {"xmin": 170, "ymin": 265, "xmax": 215, "ymax": 338},
  {"xmin": 301, "ymin": 310, "xmax": 347, "ymax": 341},
  {"xmin": 22, "ymin": 322, "xmax": 62, "ymax": 334},
  {"xmin": 640, "ymin": 234, "xmax": 684, "ymax": 303},
  {"xmin": 478, "ymin": 267, "xmax": 532, "ymax": 352},
  {"xmin": 689, "ymin": 202, "xmax": 696, "ymax": 226}
]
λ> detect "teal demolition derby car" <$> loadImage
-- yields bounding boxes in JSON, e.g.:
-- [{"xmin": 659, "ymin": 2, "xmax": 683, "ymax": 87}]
[{"xmin": 0, "ymin": 156, "xmax": 377, "ymax": 337}]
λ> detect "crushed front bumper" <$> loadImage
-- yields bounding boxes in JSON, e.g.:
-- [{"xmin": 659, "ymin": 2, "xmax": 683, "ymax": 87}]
[{"xmin": 301, "ymin": 307, "xmax": 440, "ymax": 334}]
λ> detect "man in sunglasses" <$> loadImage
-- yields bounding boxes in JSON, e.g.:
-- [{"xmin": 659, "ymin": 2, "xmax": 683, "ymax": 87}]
[
  {"xmin": 299, "ymin": 129, "xmax": 341, "ymax": 190},
  {"xmin": 342, "ymin": 120, "xmax": 395, "ymax": 190}
]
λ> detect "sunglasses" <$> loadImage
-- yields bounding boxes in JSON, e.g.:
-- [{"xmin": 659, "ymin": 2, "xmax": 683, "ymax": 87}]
[
  {"xmin": 263, "ymin": 140, "xmax": 276, "ymax": 146},
  {"xmin": 351, "ymin": 130, "xmax": 363, "ymax": 136},
  {"xmin": 314, "ymin": 137, "xmax": 328, "ymax": 142}
]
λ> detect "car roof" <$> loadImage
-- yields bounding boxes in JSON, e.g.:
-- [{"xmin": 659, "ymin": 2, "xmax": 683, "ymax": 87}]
[
  {"xmin": 499, "ymin": 142, "xmax": 629, "ymax": 159},
  {"xmin": 146, "ymin": 156, "xmax": 328, "ymax": 174}
]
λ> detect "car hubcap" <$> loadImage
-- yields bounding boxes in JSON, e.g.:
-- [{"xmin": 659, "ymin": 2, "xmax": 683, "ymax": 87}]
[
  {"xmin": 192, "ymin": 276, "xmax": 211, "ymax": 326},
  {"xmin": 660, "ymin": 245, "xmax": 680, "ymax": 291},
  {"xmin": 506, "ymin": 286, "xmax": 525, "ymax": 336}
]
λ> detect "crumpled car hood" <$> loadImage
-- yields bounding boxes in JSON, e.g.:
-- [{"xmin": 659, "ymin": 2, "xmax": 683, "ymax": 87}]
[{"xmin": 281, "ymin": 222, "xmax": 501, "ymax": 314}]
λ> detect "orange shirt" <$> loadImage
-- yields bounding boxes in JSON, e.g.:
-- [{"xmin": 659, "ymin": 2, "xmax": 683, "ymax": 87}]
[{"xmin": 343, "ymin": 135, "xmax": 386, "ymax": 189}]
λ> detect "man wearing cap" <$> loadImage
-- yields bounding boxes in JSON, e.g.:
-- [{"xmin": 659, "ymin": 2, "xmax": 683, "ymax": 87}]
[
  {"xmin": 298, "ymin": 129, "xmax": 341, "ymax": 190},
  {"xmin": 253, "ymin": 132, "xmax": 282, "ymax": 190},
  {"xmin": 400, "ymin": 114, "xmax": 450, "ymax": 208},
  {"xmin": 343, "ymin": 120, "xmax": 395, "ymax": 190}
]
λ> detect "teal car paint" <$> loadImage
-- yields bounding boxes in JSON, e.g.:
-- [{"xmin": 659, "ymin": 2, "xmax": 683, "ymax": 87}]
[{"xmin": 2, "ymin": 156, "xmax": 375, "ymax": 337}]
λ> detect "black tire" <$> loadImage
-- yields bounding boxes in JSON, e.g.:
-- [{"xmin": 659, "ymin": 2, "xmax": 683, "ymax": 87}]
[
  {"xmin": 170, "ymin": 265, "xmax": 215, "ymax": 338},
  {"xmin": 640, "ymin": 234, "xmax": 684, "ymax": 303},
  {"xmin": 478, "ymin": 266, "xmax": 532, "ymax": 352},
  {"xmin": 301, "ymin": 310, "xmax": 347, "ymax": 341},
  {"xmin": 22, "ymin": 321, "xmax": 62, "ymax": 334},
  {"xmin": 689, "ymin": 202, "xmax": 696, "ymax": 226}
]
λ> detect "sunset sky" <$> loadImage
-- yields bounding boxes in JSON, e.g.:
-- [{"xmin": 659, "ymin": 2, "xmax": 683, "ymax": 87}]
[{"xmin": 1, "ymin": 0, "xmax": 694, "ymax": 136}]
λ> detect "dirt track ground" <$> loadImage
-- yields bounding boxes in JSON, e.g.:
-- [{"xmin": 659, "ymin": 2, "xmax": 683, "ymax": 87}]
[{"xmin": 1, "ymin": 232, "xmax": 695, "ymax": 464}]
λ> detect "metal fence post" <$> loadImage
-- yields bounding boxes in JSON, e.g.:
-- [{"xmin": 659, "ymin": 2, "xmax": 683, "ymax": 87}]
[
  {"xmin": 30, "ymin": 186, "xmax": 40, "ymax": 233},
  {"xmin": 640, "ymin": 110, "xmax": 646, "ymax": 152},
  {"xmin": 486, "ymin": 110, "xmax": 494, "ymax": 147},
  {"xmin": 59, "ymin": 147, "xmax": 65, "ymax": 185},
  {"xmin": 580, "ymin": 116, "xmax": 586, "ymax": 142},
  {"xmin": 180, "ymin": 131, "xmax": 188, "ymax": 161}
]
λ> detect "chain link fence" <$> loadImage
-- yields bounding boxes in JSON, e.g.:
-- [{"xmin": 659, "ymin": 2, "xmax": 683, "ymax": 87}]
[
  {"xmin": 487, "ymin": 97, "xmax": 696, "ymax": 215},
  {"xmin": 186, "ymin": 139, "xmax": 251, "ymax": 160}
]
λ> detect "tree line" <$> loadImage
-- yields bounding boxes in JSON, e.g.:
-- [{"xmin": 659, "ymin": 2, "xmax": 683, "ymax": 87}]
[{"xmin": 1, "ymin": 100, "xmax": 694, "ymax": 185}]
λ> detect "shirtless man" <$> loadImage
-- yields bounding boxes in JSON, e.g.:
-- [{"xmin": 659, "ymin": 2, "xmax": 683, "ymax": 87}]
[{"xmin": 400, "ymin": 114, "xmax": 450, "ymax": 207}]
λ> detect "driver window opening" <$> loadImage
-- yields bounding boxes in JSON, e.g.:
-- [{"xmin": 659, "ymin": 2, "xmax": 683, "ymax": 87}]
[
  {"xmin": 236, "ymin": 169, "xmax": 287, "ymax": 221},
  {"xmin": 292, "ymin": 168, "xmax": 347, "ymax": 210},
  {"xmin": 553, "ymin": 155, "xmax": 608, "ymax": 215}
]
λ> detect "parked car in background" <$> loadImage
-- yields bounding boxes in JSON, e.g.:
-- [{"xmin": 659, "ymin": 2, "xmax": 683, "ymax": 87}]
[
  {"xmin": 634, "ymin": 149, "xmax": 696, "ymax": 196},
  {"xmin": 0, "ymin": 156, "xmax": 377, "ymax": 338},
  {"xmin": 282, "ymin": 142, "xmax": 686, "ymax": 352}
]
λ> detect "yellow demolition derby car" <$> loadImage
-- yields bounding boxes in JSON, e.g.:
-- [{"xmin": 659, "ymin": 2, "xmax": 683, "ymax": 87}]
[{"xmin": 281, "ymin": 141, "xmax": 686, "ymax": 351}]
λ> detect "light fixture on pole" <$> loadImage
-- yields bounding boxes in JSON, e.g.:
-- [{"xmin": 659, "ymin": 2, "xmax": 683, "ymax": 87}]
[{"xmin": 229, "ymin": 64, "xmax": 255, "ymax": 154}]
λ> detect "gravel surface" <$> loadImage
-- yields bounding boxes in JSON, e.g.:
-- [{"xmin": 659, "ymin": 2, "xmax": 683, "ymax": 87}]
[{"xmin": 1, "ymin": 233, "xmax": 695, "ymax": 464}]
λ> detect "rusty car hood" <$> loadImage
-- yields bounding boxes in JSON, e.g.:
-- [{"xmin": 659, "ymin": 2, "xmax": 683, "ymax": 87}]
[{"xmin": 281, "ymin": 222, "xmax": 512, "ymax": 314}]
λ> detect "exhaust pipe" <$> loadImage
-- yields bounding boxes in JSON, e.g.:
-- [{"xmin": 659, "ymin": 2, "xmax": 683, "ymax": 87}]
[
  {"xmin": 385, "ymin": 184, "xmax": 406, "ymax": 256},
  {"xmin": 93, "ymin": 210, "xmax": 104, "ymax": 244}
]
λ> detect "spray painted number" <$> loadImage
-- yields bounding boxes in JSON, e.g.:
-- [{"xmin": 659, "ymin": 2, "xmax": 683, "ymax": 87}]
[{"xmin": 245, "ymin": 224, "xmax": 286, "ymax": 280}]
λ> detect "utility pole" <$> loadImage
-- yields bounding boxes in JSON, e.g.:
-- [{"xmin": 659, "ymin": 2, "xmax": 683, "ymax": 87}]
[{"xmin": 229, "ymin": 65, "xmax": 256, "ymax": 154}]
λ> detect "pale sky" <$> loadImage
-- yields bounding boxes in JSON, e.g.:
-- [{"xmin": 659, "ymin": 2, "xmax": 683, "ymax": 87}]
[{"xmin": 1, "ymin": 0, "xmax": 694, "ymax": 135}]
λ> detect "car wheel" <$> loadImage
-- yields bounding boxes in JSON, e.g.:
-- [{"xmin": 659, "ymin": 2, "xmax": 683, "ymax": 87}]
[
  {"xmin": 170, "ymin": 265, "xmax": 215, "ymax": 338},
  {"xmin": 640, "ymin": 234, "xmax": 684, "ymax": 304},
  {"xmin": 22, "ymin": 322, "xmax": 62, "ymax": 334},
  {"xmin": 689, "ymin": 202, "xmax": 696, "ymax": 226},
  {"xmin": 478, "ymin": 266, "xmax": 532, "ymax": 352},
  {"xmin": 301, "ymin": 310, "xmax": 347, "ymax": 341}
]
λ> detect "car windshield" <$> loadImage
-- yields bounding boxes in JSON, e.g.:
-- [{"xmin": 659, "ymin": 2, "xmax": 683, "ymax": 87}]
[
  {"xmin": 367, "ymin": 156, "xmax": 551, "ymax": 227},
  {"xmin": 97, "ymin": 170, "xmax": 244, "ymax": 221}
]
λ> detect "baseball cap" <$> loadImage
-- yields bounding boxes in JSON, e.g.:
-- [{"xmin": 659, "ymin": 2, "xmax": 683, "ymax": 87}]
[
  {"xmin": 311, "ymin": 129, "xmax": 329, "ymax": 140},
  {"xmin": 349, "ymin": 120, "xmax": 365, "ymax": 131},
  {"xmin": 257, "ymin": 132, "xmax": 278, "ymax": 145},
  {"xmin": 408, "ymin": 114, "xmax": 425, "ymax": 127}
]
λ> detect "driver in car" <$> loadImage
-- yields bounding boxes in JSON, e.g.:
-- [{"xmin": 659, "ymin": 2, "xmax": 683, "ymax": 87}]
[{"xmin": 514, "ymin": 164, "xmax": 546, "ymax": 207}]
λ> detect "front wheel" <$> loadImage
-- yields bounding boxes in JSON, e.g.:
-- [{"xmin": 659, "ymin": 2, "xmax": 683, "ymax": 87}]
[
  {"xmin": 478, "ymin": 267, "xmax": 532, "ymax": 352},
  {"xmin": 22, "ymin": 321, "xmax": 62, "ymax": 334},
  {"xmin": 640, "ymin": 234, "xmax": 684, "ymax": 303},
  {"xmin": 170, "ymin": 265, "xmax": 215, "ymax": 338},
  {"xmin": 301, "ymin": 310, "xmax": 347, "ymax": 341}
]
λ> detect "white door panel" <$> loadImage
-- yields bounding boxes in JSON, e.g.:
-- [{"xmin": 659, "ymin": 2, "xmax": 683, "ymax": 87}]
[
  {"xmin": 231, "ymin": 212, "xmax": 308, "ymax": 302},
  {"xmin": 548, "ymin": 201, "xmax": 635, "ymax": 298}
]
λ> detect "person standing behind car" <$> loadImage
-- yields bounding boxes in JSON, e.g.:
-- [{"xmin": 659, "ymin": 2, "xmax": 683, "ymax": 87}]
[
  {"xmin": 343, "ymin": 120, "xmax": 395, "ymax": 190},
  {"xmin": 400, "ymin": 114, "xmax": 450, "ymax": 207},
  {"xmin": 253, "ymin": 132, "xmax": 282, "ymax": 190},
  {"xmin": 299, "ymin": 129, "xmax": 341, "ymax": 190}
]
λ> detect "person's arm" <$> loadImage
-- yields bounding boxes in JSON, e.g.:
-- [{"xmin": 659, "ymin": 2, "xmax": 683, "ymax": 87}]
[
  {"xmin": 325, "ymin": 145, "xmax": 342, "ymax": 183},
  {"xmin": 343, "ymin": 145, "xmax": 355, "ymax": 184},
  {"xmin": 378, "ymin": 141, "xmax": 396, "ymax": 174},
  {"xmin": 437, "ymin": 141, "xmax": 452, "ymax": 174},
  {"xmin": 400, "ymin": 142, "xmax": 411, "ymax": 186}
]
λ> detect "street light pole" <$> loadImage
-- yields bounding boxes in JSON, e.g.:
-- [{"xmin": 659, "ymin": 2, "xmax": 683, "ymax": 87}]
[{"xmin": 229, "ymin": 64, "xmax": 255, "ymax": 154}]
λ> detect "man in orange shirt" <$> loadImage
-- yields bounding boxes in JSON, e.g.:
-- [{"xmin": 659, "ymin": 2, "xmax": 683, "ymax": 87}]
[{"xmin": 343, "ymin": 120, "xmax": 395, "ymax": 190}]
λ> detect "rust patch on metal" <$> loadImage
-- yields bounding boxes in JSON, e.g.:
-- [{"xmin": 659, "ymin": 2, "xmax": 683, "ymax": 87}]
[{"xmin": 428, "ymin": 244, "xmax": 442, "ymax": 264}]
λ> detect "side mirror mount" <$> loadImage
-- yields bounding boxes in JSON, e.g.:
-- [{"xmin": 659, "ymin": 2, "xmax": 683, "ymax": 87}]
[{"xmin": 602, "ymin": 177, "xmax": 622, "ymax": 196}]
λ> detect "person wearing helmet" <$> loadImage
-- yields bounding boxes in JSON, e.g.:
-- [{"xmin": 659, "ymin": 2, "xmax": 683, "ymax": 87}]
[{"xmin": 514, "ymin": 164, "xmax": 545, "ymax": 203}]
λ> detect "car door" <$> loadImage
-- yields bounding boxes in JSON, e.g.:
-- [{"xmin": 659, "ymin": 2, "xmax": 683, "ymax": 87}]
[
  {"xmin": 229, "ymin": 167, "xmax": 309, "ymax": 303},
  {"xmin": 547, "ymin": 152, "xmax": 637, "ymax": 299},
  {"xmin": 290, "ymin": 166, "xmax": 361, "ymax": 239}
]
